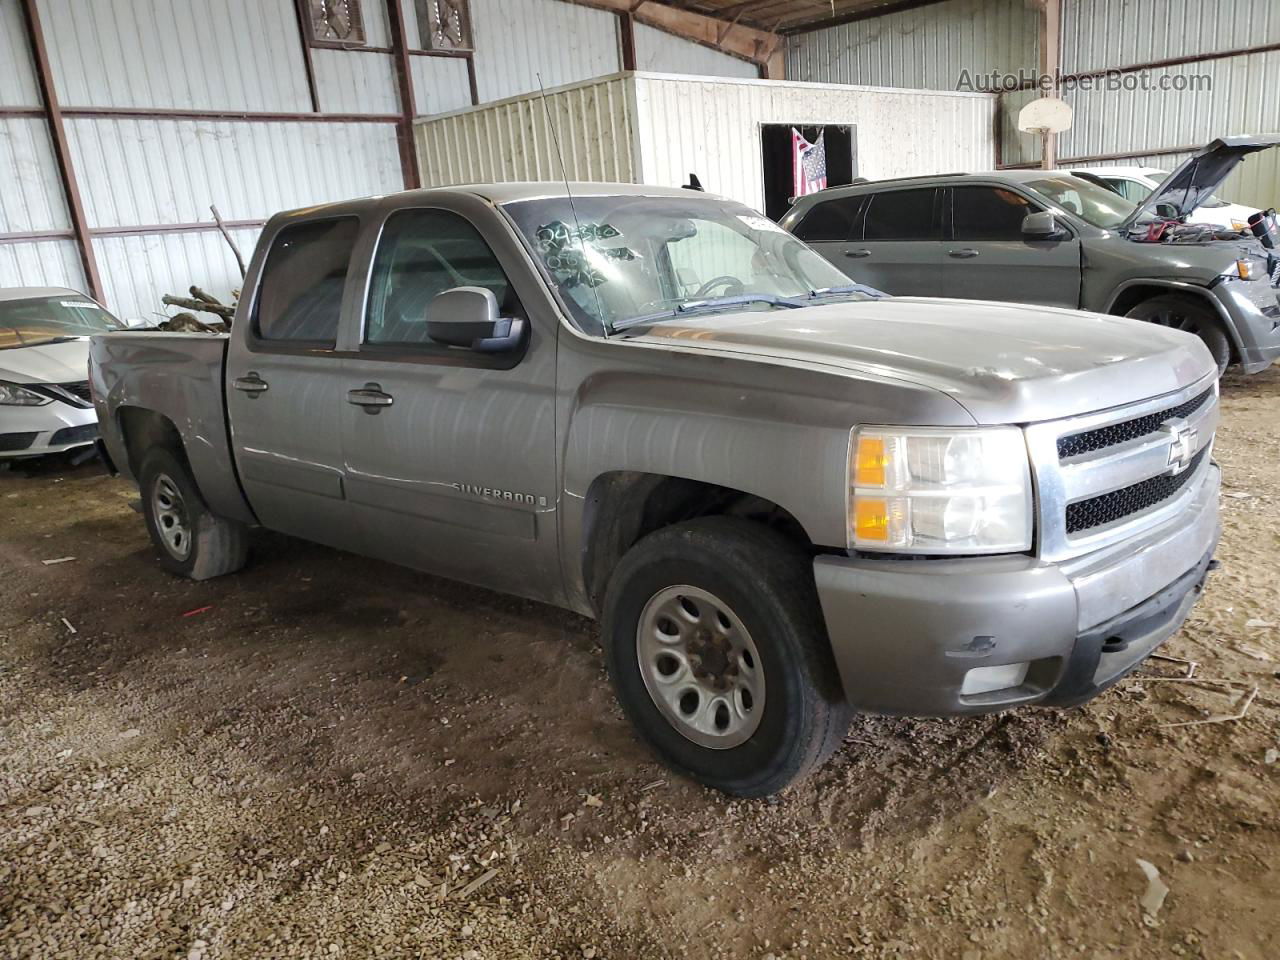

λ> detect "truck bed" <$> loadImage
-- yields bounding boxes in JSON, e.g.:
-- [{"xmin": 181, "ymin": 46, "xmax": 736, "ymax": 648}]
[{"xmin": 89, "ymin": 331, "xmax": 255, "ymax": 524}]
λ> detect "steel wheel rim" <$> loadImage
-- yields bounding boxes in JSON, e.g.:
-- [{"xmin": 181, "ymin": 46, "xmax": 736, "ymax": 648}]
[
  {"xmin": 152, "ymin": 473, "xmax": 192, "ymax": 560},
  {"xmin": 636, "ymin": 585, "xmax": 765, "ymax": 749}
]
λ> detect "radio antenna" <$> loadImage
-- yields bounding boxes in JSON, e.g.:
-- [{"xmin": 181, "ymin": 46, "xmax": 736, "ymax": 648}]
[{"xmin": 535, "ymin": 72, "xmax": 611, "ymax": 337}]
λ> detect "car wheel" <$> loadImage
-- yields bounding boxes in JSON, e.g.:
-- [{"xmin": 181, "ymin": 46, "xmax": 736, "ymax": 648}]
[
  {"xmin": 1125, "ymin": 294, "xmax": 1232, "ymax": 375},
  {"xmin": 139, "ymin": 447, "xmax": 249, "ymax": 580},
  {"xmin": 602, "ymin": 517, "xmax": 851, "ymax": 797}
]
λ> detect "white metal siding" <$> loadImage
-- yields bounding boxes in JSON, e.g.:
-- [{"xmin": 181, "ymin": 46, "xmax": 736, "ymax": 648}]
[
  {"xmin": 1062, "ymin": 0, "xmax": 1280, "ymax": 74},
  {"xmin": 634, "ymin": 23, "xmax": 758, "ymax": 80},
  {"xmin": 786, "ymin": 0, "xmax": 1037, "ymax": 91},
  {"xmin": 0, "ymin": 0, "xmax": 40, "ymax": 107},
  {"xmin": 314, "ymin": 49, "xmax": 400, "ymax": 114},
  {"xmin": 411, "ymin": 55, "xmax": 473, "ymax": 116},
  {"xmin": 633, "ymin": 75, "xmax": 995, "ymax": 210},
  {"xmin": 65, "ymin": 118, "xmax": 403, "ymax": 228},
  {"xmin": 416, "ymin": 75, "xmax": 636, "ymax": 185},
  {"xmin": 469, "ymin": 0, "xmax": 620, "ymax": 103},
  {"xmin": 38, "ymin": 0, "xmax": 311, "ymax": 111},
  {"xmin": 94, "ymin": 226, "xmax": 262, "ymax": 323},
  {"xmin": 0, "ymin": 117, "xmax": 71, "ymax": 232},
  {"xmin": 0, "ymin": 239, "xmax": 84, "ymax": 291}
]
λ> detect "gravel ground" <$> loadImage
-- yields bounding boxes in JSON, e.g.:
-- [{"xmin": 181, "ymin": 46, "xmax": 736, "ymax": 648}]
[{"xmin": 2, "ymin": 367, "xmax": 1278, "ymax": 960}]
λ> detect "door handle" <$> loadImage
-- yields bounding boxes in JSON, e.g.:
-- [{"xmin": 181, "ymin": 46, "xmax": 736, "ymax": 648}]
[
  {"xmin": 232, "ymin": 373, "xmax": 269, "ymax": 395},
  {"xmin": 347, "ymin": 384, "xmax": 394, "ymax": 413},
  {"xmin": 948, "ymin": 248, "xmax": 980, "ymax": 259},
  {"xmin": 844, "ymin": 248, "xmax": 872, "ymax": 259}
]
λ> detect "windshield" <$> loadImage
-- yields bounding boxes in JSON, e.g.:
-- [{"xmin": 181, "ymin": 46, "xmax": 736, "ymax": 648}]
[
  {"xmin": 1026, "ymin": 175, "xmax": 1138, "ymax": 228},
  {"xmin": 501, "ymin": 195, "xmax": 857, "ymax": 335},
  {"xmin": 0, "ymin": 294, "xmax": 123, "ymax": 350}
]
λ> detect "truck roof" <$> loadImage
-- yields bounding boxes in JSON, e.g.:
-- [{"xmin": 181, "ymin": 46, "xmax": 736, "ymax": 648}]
[
  {"xmin": 271, "ymin": 182, "xmax": 729, "ymax": 222},
  {"xmin": 0, "ymin": 285, "xmax": 84, "ymax": 302}
]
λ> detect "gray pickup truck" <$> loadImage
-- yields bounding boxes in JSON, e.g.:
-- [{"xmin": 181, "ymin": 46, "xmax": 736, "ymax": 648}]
[{"xmin": 91, "ymin": 183, "xmax": 1221, "ymax": 796}]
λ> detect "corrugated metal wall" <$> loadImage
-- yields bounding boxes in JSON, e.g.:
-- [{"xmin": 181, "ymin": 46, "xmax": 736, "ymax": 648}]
[
  {"xmin": 0, "ymin": 0, "xmax": 39, "ymax": 106},
  {"xmin": 787, "ymin": 0, "xmax": 1037, "ymax": 91},
  {"xmin": 415, "ymin": 73, "xmax": 995, "ymax": 212},
  {"xmin": 634, "ymin": 23, "xmax": 759, "ymax": 79},
  {"xmin": 416, "ymin": 75, "xmax": 637, "ymax": 186},
  {"xmin": 469, "ymin": 0, "xmax": 621, "ymax": 103}
]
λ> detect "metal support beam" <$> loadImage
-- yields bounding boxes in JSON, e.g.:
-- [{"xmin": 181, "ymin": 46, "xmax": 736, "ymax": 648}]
[
  {"xmin": 619, "ymin": 11, "xmax": 637, "ymax": 71},
  {"xmin": 291, "ymin": 0, "xmax": 323, "ymax": 112},
  {"xmin": 1038, "ymin": 0, "xmax": 1061, "ymax": 170},
  {"xmin": 385, "ymin": 0, "xmax": 421, "ymax": 189},
  {"xmin": 18, "ymin": 0, "xmax": 104, "ymax": 302}
]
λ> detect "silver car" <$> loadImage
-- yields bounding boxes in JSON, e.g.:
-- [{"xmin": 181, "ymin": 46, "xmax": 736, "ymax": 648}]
[
  {"xmin": 781, "ymin": 136, "xmax": 1280, "ymax": 375},
  {"xmin": 0, "ymin": 286, "xmax": 121, "ymax": 459}
]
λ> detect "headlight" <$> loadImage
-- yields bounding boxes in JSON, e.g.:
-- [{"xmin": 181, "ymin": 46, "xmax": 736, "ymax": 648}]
[
  {"xmin": 0, "ymin": 381, "xmax": 52, "ymax": 406},
  {"xmin": 848, "ymin": 426, "xmax": 1033, "ymax": 554}
]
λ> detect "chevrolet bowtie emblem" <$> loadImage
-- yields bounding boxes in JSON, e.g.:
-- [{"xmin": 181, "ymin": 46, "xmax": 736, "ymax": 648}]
[{"xmin": 1160, "ymin": 418, "xmax": 1198, "ymax": 475}]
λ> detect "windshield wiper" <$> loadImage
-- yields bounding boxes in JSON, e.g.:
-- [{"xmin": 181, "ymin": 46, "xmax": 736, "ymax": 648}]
[
  {"xmin": 613, "ymin": 294, "xmax": 805, "ymax": 332},
  {"xmin": 807, "ymin": 283, "xmax": 889, "ymax": 300}
]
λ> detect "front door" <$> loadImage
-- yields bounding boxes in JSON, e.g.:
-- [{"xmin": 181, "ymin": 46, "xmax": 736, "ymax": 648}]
[
  {"xmin": 339, "ymin": 204, "xmax": 560, "ymax": 604},
  {"xmin": 940, "ymin": 185, "xmax": 1082, "ymax": 307},
  {"xmin": 226, "ymin": 216, "xmax": 364, "ymax": 551}
]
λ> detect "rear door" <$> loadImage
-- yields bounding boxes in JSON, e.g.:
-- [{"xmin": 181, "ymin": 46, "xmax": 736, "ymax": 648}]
[
  {"xmin": 854, "ymin": 187, "xmax": 944, "ymax": 296},
  {"xmin": 226, "ymin": 216, "xmax": 364, "ymax": 551},
  {"xmin": 940, "ymin": 184, "xmax": 1081, "ymax": 307},
  {"xmin": 338, "ymin": 201, "xmax": 561, "ymax": 604}
]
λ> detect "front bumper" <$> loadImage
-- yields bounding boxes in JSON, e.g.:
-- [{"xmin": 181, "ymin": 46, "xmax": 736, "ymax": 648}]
[
  {"xmin": 814, "ymin": 463, "xmax": 1220, "ymax": 716},
  {"xmin": 1213, "ymin": 280, "xmax": 1280, "ymax": 373},
  {"xmin": 0, "ymin": 401, "xmax": 98, "ymax": 458}
]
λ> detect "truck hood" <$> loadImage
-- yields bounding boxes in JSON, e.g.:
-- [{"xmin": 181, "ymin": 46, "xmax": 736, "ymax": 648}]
[
  {"xmin": 626, "ymin": 298, "xmax": 1215, "ymax": 424},
  {"xmin": 0, "ymin": 336, "xmax": 90, "ymax": 383},
  {"xmin": 1124, "ymin": 134, "xmax": 1280, "ymax": 226}
]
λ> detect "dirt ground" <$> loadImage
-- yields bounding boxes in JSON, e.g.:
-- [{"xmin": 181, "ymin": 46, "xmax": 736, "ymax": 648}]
[{"xmin": 2, "ymin": 370, "xmax": 1278, "ymax": 960}]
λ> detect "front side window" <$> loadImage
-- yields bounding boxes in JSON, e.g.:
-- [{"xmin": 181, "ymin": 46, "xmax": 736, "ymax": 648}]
[
  {"xmin": 501, "ymin": 194, "xmax": 856, "ymax": 336},
  {"xmin": 1025, "ymin": 176, "xmax": 1137, "ymax": 228},
  {"xmin": 0, "ymin": 295, "xmax": 123, "ymax": 350},
  {"xmin": 792, "ymin": 195, "xmax": 865, "ymax": 242},
  {"xmin": 305, "ymin": 0, "xmax": 365, "ymax": 45},
  {"xmin": 253, "ymin": 218, "xmax": 359, "ymax": 344},
  {"xmin": 862, "ymin": 188, "xmax": 938, "ymax": 241},
  {"xmin": 364, "ymin": 208, "xmax": 513, "ymax": 346},
  {"xmin": 951, "ymin": 186, "xmax": 1037, "ymax": 241}
]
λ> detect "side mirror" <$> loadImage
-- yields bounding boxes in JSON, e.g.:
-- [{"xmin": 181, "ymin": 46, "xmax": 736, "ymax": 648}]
[
  {"xmin": 426, "ymin": 286, "xmax": 526, "ymax": 353},
  {"xmin": 1022, "ymin": 210, "xmax": 1067, "ymax": 239}
]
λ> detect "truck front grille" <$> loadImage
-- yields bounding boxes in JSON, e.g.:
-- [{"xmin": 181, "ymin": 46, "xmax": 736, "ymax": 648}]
[
  {"xmin": 1025, "ymin": 374, "xmax": 1219, "ymax": 562},
  {"xmin": 1065, "ymin": 447, "xmax": 1208, "ymax": 534},
  {"xmin": 1057, "ymin": 386, "xmax": 1213, "ymax": 459}
]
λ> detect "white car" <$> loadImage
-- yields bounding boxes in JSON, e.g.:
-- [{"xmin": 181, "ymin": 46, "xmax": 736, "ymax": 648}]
[
  {"xmin": 1068, "ymin": 165, "xmax": 1260, "ymax": 231},
  {"xmin": 1, "ymin": 286, "xmax": 124, "ymax": 459}
]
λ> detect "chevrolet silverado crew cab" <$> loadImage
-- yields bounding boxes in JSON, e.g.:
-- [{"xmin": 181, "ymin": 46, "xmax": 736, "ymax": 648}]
[
  {"xmin": 782, "ymin": 136, "xmax": 1280, "ymax": 376},
  {"xmin": 91, "ymin": 183, "xmax": 1221, "ymax": 797}
]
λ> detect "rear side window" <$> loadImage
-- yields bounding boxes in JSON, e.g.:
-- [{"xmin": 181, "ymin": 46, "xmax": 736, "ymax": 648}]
[
  {"xmin": 364, "ymin": 208, "xmax": 514, "ymax": 347},
  {"xmin": 792, "ymin": 196, "xmax": 864, "ymax": 242},
  {"xmin": 253, "ymin": 217, "xmax": 359, "ymax": 344},
  {"xmin": 863, "ymin": 188, "xmax": 938, "ymax": 241},
  {"xmin": 951, "ymin": 186, "xmax": 1037, "ymax": 241}
]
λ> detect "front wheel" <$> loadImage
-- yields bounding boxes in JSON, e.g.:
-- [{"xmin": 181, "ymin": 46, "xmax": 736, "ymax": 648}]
[
  {"xmin": 1125, "ymin": 294, "xmax": 1232, "ymax": 375},
  {"xmin": 602, "ymin": 517, "xmax": 851, "ymax": 797},
  {"xmin": 139, "ymin": 448, "xmax": 249, "ymax": 580}
]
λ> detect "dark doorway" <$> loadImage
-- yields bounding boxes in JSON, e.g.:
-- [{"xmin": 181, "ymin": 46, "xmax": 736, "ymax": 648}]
[{"xmin": 760, "ymin": 124, "xmax": 857, "ymax": 222}]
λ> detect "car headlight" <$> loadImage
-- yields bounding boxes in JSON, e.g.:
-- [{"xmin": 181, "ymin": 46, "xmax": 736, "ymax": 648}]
[
  {"xmin": 0, "ymin": 381, "xmax": 52, "ymax": 406},
  {"xmin": 848, "ymin": 426, "xmax": 1033, "ymax": 554}
]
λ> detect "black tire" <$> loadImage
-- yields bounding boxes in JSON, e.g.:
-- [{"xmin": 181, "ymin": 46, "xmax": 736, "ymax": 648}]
[
  {"xmin": 1125, "ymin": 294, "xmax": 1232, "ymax": 375},
  {"xmin": 602, "ymin": 517, "xmax": 851, "ymax": 797},
  {"xmin": 138, "ymin": 447, "xmax": 249, "ymax": 580}
]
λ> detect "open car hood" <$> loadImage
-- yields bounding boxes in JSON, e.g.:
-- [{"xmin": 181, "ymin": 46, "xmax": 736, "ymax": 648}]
[{"xmin": 1124, "ymin": 135, "xmax": 1280, "ymax": 227}]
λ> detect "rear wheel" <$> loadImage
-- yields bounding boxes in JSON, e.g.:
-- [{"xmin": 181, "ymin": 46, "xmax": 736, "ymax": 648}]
[
  {"xmin": 139, "ymin": 448, "xmax": 249, "ymax": 580},
  {"xmin": 602, "ymin": 517, "xmax": 851, "ymax": 797},
  {"xmin": 1125, "ymin": 294, "xmax": 1232, "ymax": 375}
]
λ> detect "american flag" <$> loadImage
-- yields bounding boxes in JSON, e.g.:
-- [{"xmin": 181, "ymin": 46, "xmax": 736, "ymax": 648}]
[{"xmin": 792, "ymin": 128, "xmax": 827, "ymax": 198}]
